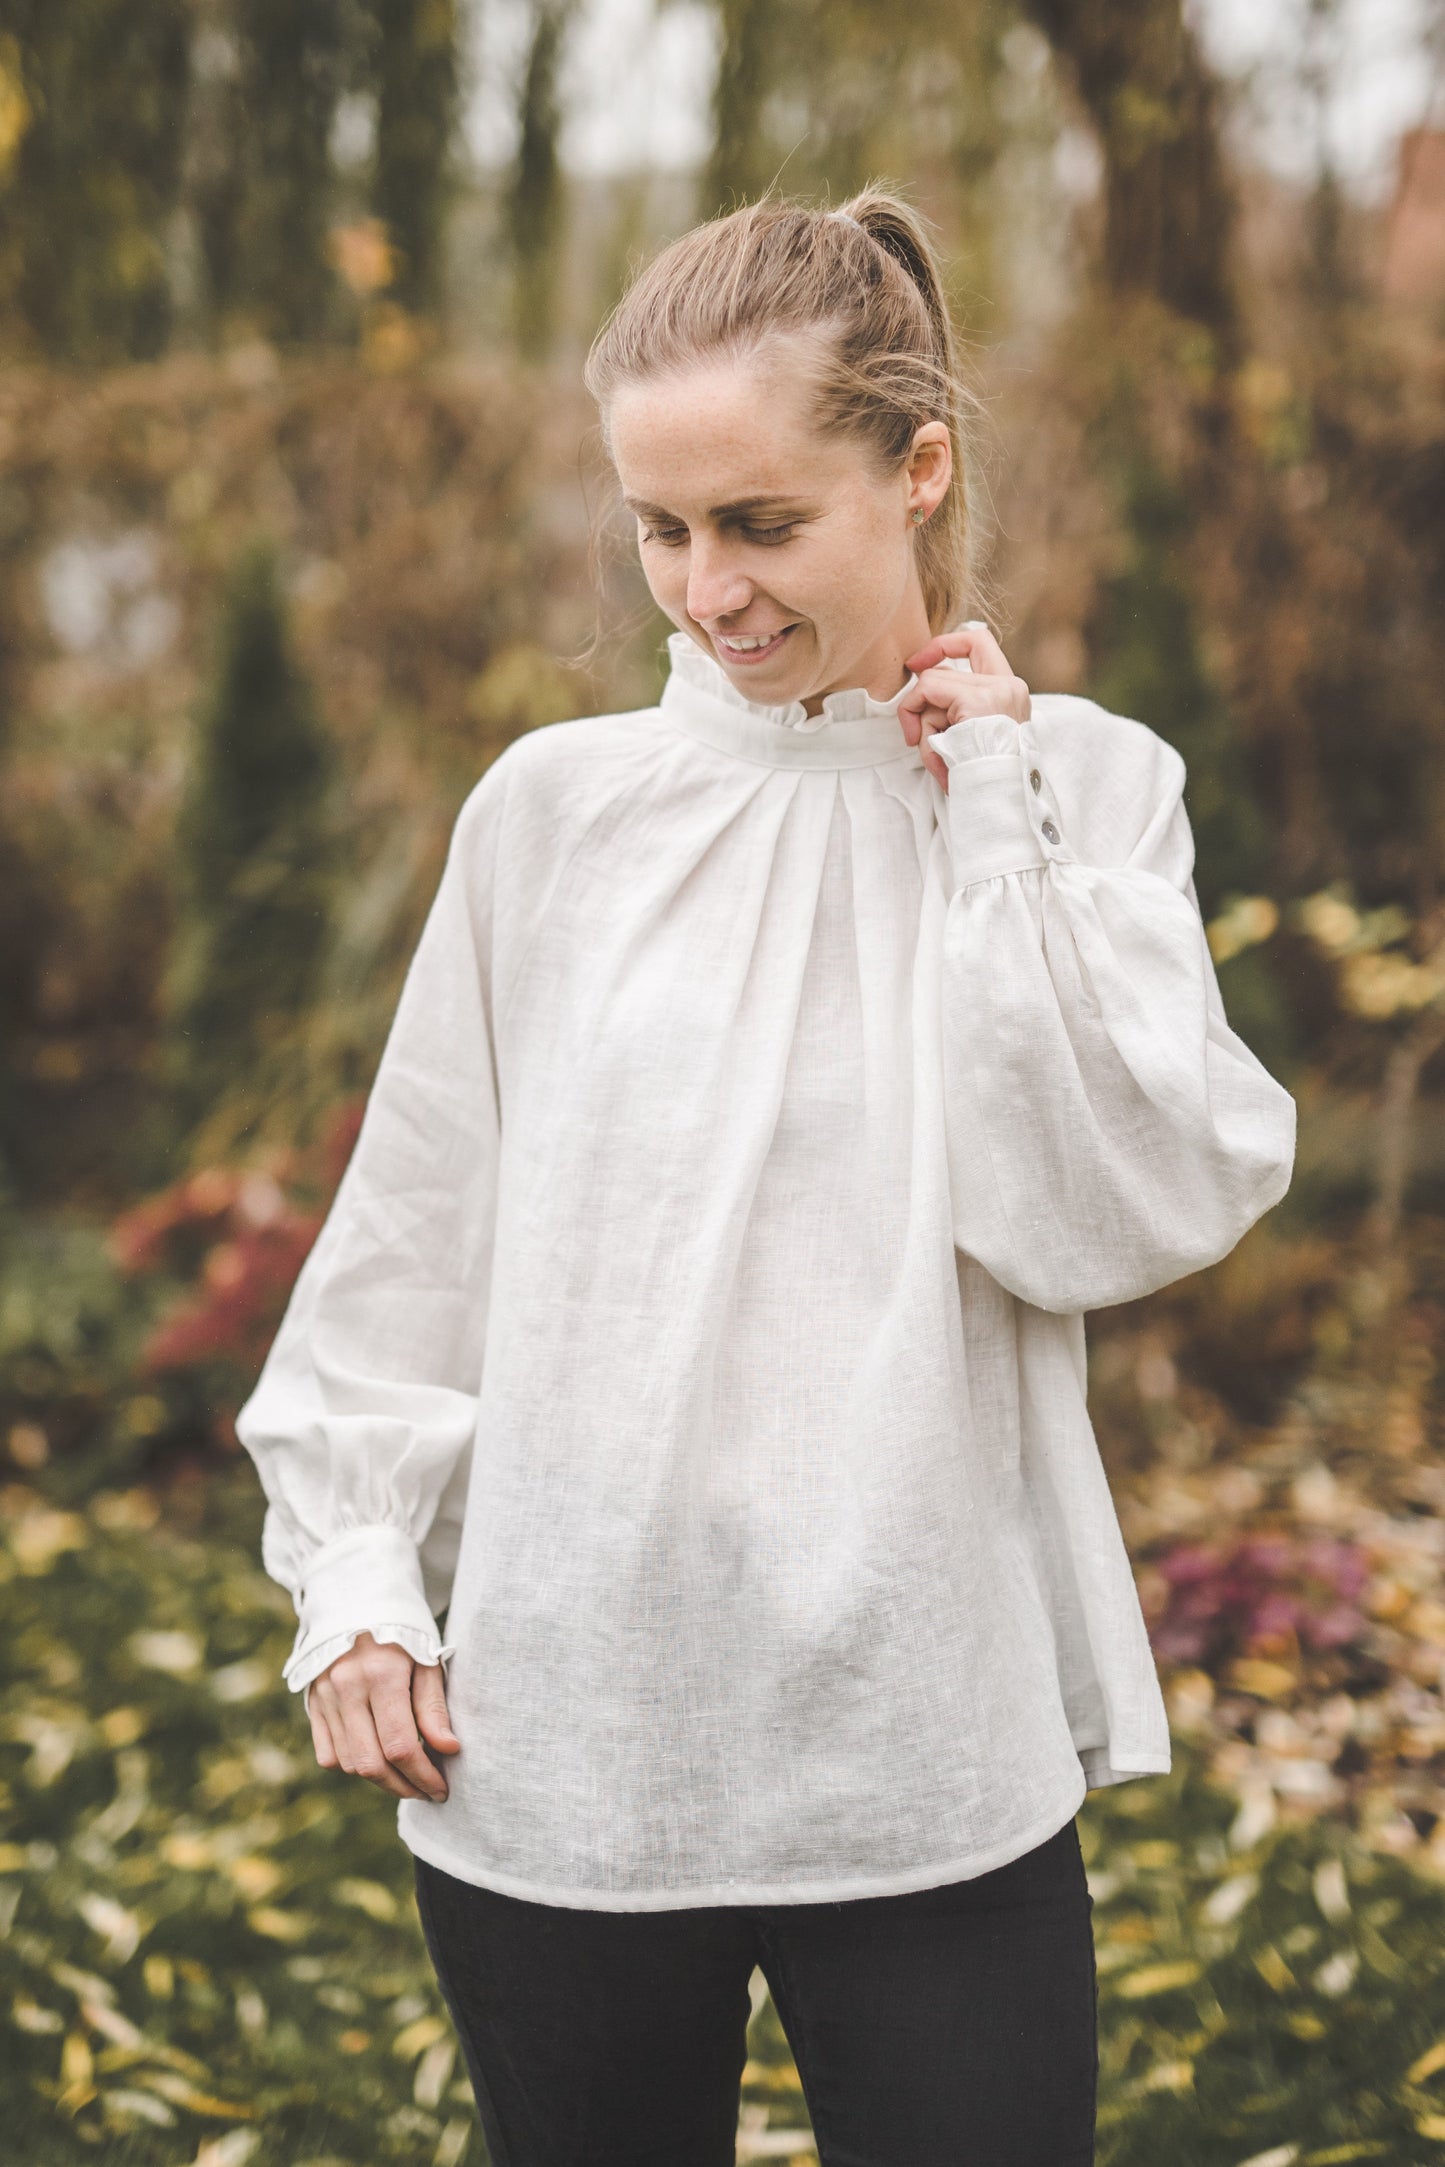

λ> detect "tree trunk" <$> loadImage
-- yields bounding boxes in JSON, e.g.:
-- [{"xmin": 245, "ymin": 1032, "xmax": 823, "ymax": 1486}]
[
  {"xmin": 701, "ymin": 0, "xmax": 778, "ymax": 217},
  {"xmin": 506, "ymin": 0, "xmax": 573, "ymax": 361},
  {"xmin": 1021, "ymin": 0, "xmax": 1239, "ymax": 347},
  {"xmin": 368, "ymin": 0, "xmax": 459, "ymax": 317},
  {"xmin": 1363, "ymin": 1006, "xmax": 1445, "ymax": 1259}
]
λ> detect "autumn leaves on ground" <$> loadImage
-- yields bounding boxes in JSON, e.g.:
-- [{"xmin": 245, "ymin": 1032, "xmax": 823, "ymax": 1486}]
[{"xmin": 11, "ymin": 1317, "xmax": 1445, "ymax": 2167}]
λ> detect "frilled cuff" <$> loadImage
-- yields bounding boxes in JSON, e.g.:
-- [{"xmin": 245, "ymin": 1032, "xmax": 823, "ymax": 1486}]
[
  {"xmin": 282, "ymin": 1523, "xmax": 455, "ymax": 1696},
  {"xmin": 933, "ymin": 712, "xmax": 1072, "ymax": 887}
]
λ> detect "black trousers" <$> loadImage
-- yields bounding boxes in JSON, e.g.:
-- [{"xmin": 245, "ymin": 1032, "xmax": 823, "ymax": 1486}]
[{"xmin": 412, "ymin": 1814, "xmax": 1098, "ymax": 2167}]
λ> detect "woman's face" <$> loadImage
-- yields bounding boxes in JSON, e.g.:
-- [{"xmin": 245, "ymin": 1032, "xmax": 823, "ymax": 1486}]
[{"xmin": 607, "ymin": 346, "xmax": 951, "ymax": 715}]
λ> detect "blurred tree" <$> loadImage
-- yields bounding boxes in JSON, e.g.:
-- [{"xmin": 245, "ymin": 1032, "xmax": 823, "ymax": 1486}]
[
  {"xmin": 702, "ymin": 0, "xmax": 990, "ymax": 217},
  {"xmin": 507, "ymin": 0, "xmax": 575, "ymax": 359},
  {"xmin": 0, "ymin": 1, "xmax": 190, "ymax": 362},
  {"xmin": 180, "ymin": 0, "xmax": 250, "ymax": 341},
  {"xmin": 364, "ymin": 0, "xmax": 460, "ymax": 317},
  {"xmin": 166, "ymin": 538, "xmax": 336, "ymax": 1142},
  {"xmin": 703, "ymin": 0, "xmax": 777, "ymax": 212},
  {"xmin": 194, "ymin": 0, "xmax": 349, "ymax": 345},
  {"xmin": 1021, "ymin": 0, "xmax": 1238, "ymax": 347}
]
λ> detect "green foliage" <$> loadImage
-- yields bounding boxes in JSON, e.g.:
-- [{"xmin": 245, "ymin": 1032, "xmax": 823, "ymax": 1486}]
[
  {"xmin": 165, "ymin": 538, "xmax": 337, "ymax": 1148},
  {"xmin": 1083, "ymin": 433, "xmax": 1301, "ymax": 1083},
  {"xmin": 1088, "ymin": 454, "xmax": 1268, "ymax": 915},
  {"xmin": 0, "ymin": 1215, "xmax": 138, "ymax": 1407},
  {"xmin": 0, "ymin": 0, "xmax": 190, "ymax": 363}
]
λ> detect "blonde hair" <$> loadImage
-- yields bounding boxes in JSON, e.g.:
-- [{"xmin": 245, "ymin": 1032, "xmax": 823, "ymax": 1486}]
[{"xmin": 584, "ymin": 185, "xmax": 988, "ymax": 634}]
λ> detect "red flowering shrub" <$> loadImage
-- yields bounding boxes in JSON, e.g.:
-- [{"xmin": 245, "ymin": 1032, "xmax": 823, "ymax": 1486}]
[
  {"xmin": 1148, "ymin": 1532, "xmax": 1370, "ymax": 1667},
  {"xmin": 106, "ymin": 1099, "xmax": 364, "ymax": 1447}
]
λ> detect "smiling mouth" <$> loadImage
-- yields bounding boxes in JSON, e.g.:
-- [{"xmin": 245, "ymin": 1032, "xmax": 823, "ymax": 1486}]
[{"xmin": 711, "ymin": 624, "xmax": 796, "ymax": 665}]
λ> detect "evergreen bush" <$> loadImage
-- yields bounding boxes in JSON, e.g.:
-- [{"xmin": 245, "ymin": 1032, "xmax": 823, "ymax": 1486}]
[{"xmin": 165, "ymin": 536, "xmax": 337, "ymax": 1153}]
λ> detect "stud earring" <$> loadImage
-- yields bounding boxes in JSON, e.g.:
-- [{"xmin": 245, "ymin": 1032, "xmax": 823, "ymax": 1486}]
[{"xmin": 911, "ymin": 507, "xmax": 926, "ymax": 525}]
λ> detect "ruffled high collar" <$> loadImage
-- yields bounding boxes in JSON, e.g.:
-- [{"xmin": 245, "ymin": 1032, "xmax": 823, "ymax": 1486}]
[{"xmin": 658, "ymin": 631, "xmax": 925, "ymax": 771}]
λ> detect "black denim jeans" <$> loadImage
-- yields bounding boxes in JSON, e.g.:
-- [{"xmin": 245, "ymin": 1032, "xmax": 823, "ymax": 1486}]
[{"xmin": 412, "ymin": 1813, "xmax": 1098, "ymax": 2167}]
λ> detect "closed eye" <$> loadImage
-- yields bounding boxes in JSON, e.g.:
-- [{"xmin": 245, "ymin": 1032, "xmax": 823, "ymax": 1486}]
[{"xmin": 638, "ymin": 520, "xmax": 801, "ymax": 548}]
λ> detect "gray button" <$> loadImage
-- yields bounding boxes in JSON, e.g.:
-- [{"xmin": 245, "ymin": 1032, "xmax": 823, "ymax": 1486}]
[
  {"xmin": 1042, "ymin": 819, "xmax": 1060, "ymax": 844},
  {"xmin": 1029, "ymin": 767, "xmax": 1042, "ymax": 793}
]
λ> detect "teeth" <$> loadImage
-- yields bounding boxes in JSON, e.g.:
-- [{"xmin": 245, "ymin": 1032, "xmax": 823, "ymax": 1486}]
[{"xmin": 718, "ymin": 630, "xmax": 784, "ymax": 651}]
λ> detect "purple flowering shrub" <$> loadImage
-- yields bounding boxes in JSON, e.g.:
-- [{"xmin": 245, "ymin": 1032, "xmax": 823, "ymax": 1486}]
[{"xmin": 1148, "ymin": 1533, "xmax": 1370, "ymax": 1667}]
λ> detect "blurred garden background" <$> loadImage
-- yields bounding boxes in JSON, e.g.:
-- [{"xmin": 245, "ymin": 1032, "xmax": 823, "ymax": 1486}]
[{"xmin": 2, "ymin": 0, "xmax": 1445, "ymax": 2161}]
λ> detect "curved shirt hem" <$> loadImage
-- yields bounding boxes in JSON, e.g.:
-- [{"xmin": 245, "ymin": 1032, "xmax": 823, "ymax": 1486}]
[{"xmin": 396, "ymin": 1763, "xmax": 1097, "ymax": 1914}]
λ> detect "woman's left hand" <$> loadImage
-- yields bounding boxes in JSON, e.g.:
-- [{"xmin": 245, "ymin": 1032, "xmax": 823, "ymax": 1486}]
[{"xmin": 898, "ymin": 626, "xmax": 1030, "ymax": 791}]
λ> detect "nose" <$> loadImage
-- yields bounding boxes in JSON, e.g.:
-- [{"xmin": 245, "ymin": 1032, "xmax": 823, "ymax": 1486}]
[{"xmin": 686, "ymin": 535, "xmax": 753, "ymax": 628}]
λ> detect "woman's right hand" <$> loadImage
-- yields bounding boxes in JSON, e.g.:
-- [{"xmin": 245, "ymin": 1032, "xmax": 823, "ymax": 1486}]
[{"xmin": 307, "ymin": 1631, "xmax": 461, "ymax": 1802}]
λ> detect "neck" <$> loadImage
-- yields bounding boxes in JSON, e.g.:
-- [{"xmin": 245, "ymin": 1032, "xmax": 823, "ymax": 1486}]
[{"xmin": 801, "ymin": 589, "xmax": 934, "ymax": 717}]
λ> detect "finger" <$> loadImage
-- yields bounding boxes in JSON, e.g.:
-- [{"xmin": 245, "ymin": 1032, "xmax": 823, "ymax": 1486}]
[
  {"xmin": 905, "ymin": 624, "xmax": 1013, "ymax": 681},
  {"xmin": 373, "ymin": 1674, "xmax": 450, "ymax": 1801},
  {"xmin": 308, "ymin": 1697, "xmax": 340, "ymax": 1771},
  {"xmin": 338, "ymin": 1695, "xmax": 431, "ymax": 1801},
  {"xmin": 312, "ymin": 1676, "xmax": 348, "ymax": 1765},
  {"xmin": 413, "ymin": 1665, "xmax": 461, "ymax": 1755},
  {"xmin": 965, "ymin": 626, "xmax": 1014, "ymax": 679},
  {"xmin": 900, "ymin": 667, "xmax": 994, "ymax": 728},
  {"xmin": 904, "ymin": 631, "xmax": 969, "ymax": 675},
  {"xmin": 906, "ymin": 670, "xmax": 1027, "ymax": 735}
]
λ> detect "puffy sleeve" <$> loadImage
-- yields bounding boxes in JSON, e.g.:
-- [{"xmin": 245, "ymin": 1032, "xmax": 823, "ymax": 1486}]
[
  {"xmin": 234, "ymin": 763, "xmax": 507, "ymax": 1695},
  {"xmin": 932, "ymin": 698, "xmax": 1296, "ymax": 1316}
]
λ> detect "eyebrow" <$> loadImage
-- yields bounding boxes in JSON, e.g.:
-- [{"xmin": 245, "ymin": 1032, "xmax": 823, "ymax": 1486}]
[{"xmin": 622, "ymin": 494, "xmax": 808, "ymax": 520}]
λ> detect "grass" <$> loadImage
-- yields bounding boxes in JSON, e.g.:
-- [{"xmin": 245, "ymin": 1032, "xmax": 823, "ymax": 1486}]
[{"xmin": 5, "ymin": 1468, "xmax": 1445, "ymax": 2165}]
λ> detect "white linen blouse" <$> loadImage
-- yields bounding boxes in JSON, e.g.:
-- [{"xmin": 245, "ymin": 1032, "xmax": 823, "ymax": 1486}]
[{"xmin": 235, "ymin": 628, "xmax": 1297, "ymax": 1912}]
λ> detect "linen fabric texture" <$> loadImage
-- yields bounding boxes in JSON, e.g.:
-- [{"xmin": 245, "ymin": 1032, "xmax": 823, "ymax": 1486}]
[{"xmin": 234, "ymin": 630, "xmax": 1297, "ymax": 1912}]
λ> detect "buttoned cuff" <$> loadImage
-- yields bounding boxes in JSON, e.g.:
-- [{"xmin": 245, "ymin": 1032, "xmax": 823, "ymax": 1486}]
[
  {"xmin": 283, "ymin": 1523, "xmax": 453, "ymax": 1696},
  {"xmin": 934, "ymin": 714, "xmax": 1072, "ymax": 887}
]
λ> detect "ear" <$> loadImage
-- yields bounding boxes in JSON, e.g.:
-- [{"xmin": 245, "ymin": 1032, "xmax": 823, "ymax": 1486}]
[{"xmin": 905, "ymin": 422, "xmax": 952, "ymax": 523}]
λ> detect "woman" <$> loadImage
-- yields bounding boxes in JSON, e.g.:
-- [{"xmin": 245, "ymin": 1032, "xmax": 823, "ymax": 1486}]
[{"xmin": 235, "ymin": 188, "xmax": 1296, "ymax": 2165}]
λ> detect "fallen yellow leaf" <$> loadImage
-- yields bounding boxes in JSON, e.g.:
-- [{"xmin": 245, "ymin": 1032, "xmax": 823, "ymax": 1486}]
[
  {"xmin": 1253, "ymin": 1944, "xmax": 1296, "ymax": 1993},
  {"xmin": 1114, "ymin": 1960, "xmax": 1202, "ymax": 1999},
  {"xmin": 225, "ymin": 1855, "xmax": 282, "ymax": 1901},
  {"xmin": 1142, "ymin": 2059, "xmax": 1194, "ymax": 2091},
  {"xmin": 246, "ymin": 1906, "xmax": 313, "ymax": 1942},
  {"xmin": 1226, "ymin": 1658, "xmax": 1298, "ymax": 1701},
  {"xmin": 162, "ymin": 1831, "xmax": 217, "ymax": 1872},
  {"xmin": 1408, "ymin": 2037, "xmax": 1445, "ymax": 2084},
  {"xmin": 140, "ymin": 2071, "xmax": 256, "ymax": 2119},
  {"xmin": 100, "ymin": 1707, "xmax": 146, "ymax": 1747},
  {"xmin": 332, "ymin": 1876, "xmax": 398, "ymax": 1922},
  {"xmin": 394, "ymin": 2014, "xmax": 449, "ymax": 2059},
  {"xmin": 61, "ymin": 2032, "xmax": 94, "ymax": 2088},
  {"xmin": 9, "ymin": 1509, "xmax": 87, "ymax": 1573}
]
